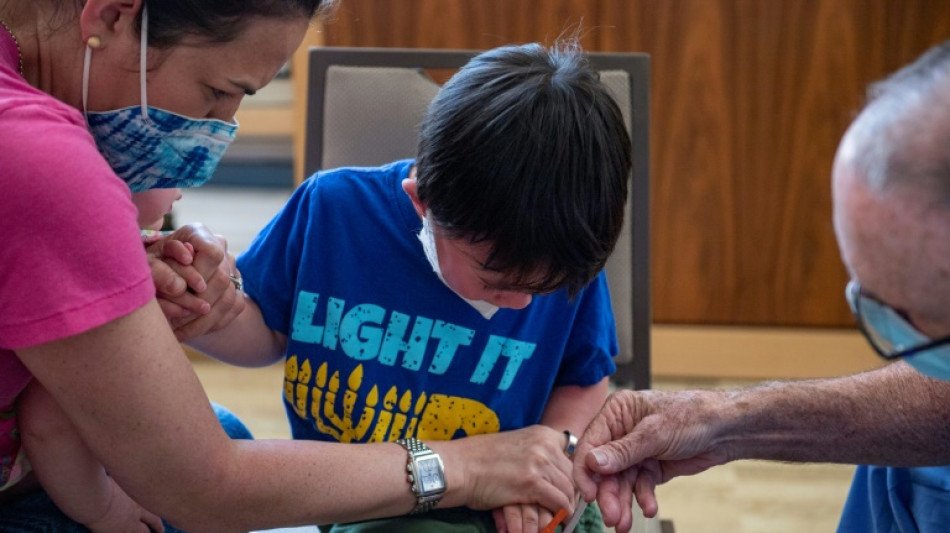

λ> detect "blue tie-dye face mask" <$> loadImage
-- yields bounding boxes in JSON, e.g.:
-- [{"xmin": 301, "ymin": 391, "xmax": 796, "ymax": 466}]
[{"xmin": 81, "ymin": 4, "xmax": 238, "ymax": 192}]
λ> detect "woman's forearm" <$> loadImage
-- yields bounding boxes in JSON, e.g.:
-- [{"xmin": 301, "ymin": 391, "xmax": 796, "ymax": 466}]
[
  {"xmin": 18, "ymin": 301, "xmax": 413, "ymax": 531},
  {"xmin": 17, "ymin": 300, "xmax": 574, "ymax": 532}
]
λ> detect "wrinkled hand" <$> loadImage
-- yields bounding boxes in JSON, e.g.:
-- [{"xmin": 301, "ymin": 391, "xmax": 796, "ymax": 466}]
[
  {"xmin": 456, "ymin": 425, "xmax": 575, "ymax": 529},
  {"xmin": 572, "ymin": 389, "xmax": 729, "ymax": 533},
  {"xmin": 85, "ymin": 480, "xmax": 164, "ymax": 533},
  {"xmin": 145, "ymin": 223, "xmax": 245, "ymax": 341}
]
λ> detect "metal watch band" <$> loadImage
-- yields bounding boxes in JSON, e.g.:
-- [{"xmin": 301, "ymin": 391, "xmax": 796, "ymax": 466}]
[{"xmin": 396, "ymin": 437, "xmax": 445, "ymax": 514}]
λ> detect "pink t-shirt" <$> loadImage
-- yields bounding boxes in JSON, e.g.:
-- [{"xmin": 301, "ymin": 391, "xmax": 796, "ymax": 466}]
[{"xmin": 0, "ymin": 30, "xmax": 155, "ymax": 442}]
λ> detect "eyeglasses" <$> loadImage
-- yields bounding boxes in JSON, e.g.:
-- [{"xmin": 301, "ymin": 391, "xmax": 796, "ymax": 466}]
[{"xmin": 846, "ymin": 280, "xmax": 950, "ymax": 360}]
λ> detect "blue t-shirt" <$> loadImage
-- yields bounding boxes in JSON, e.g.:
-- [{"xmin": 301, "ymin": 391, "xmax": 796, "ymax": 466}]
[
  {"xmin": 838, "ymin": 465, "xmax": 950, "ymax": 532},
  {"xmin": 237, "ymin": 160, "xmax": 617, "ymax": 443}
]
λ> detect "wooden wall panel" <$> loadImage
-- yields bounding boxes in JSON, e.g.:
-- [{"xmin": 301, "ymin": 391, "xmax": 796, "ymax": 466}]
[
  {"xmin": 322, "ymin": 0, "xmax": 950, "ymax": 328},
  {"xmin": 323, "ymin": 1, "xmax": 601, "ymax": 49}
]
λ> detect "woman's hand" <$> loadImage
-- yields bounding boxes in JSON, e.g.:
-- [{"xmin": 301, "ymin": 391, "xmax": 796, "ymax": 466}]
[
  {"xmin": 436, "ymin": 425, "xmax": 575, "ymax": 531},
  {"xmin": 144, "ymin": 223, "xmax": 246, "ymax": 341}
]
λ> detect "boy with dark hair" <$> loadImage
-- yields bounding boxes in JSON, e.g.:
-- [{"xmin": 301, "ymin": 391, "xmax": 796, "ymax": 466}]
[
  {"xmin": 189, "ymin": 41, "xmax": 632, "ymax": 532},
  {"xmin": 415, "ymin": 42, "xmax": 630, "ymax": 298}
]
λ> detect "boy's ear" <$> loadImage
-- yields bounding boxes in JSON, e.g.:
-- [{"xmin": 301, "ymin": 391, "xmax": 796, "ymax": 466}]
[
  {"xmin": 401, "ymin": 177, "xmax": 427, "ymax": 219},
  {"xmin": 79, "ymin": 0, "xmax": 143, "ymax": 46}
]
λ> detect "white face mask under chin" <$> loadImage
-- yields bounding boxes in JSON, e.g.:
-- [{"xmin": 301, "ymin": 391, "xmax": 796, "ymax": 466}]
[{"xmin": 417, "ymin": 214, "xmax": 500, "ymax": 320}]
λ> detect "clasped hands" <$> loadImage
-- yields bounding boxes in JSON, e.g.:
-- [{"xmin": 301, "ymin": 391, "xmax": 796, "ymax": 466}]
[{"xmin": 144, "ymin": 223, "xmax": 245, "ymax": 341}]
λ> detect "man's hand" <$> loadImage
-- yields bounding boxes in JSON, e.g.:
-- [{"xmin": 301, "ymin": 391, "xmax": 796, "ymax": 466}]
[{"xmin": 572, "ymin": 389, "xmax": 730, "ymax": 533}]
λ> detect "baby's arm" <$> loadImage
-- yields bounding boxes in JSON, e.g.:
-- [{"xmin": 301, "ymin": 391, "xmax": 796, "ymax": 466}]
[
  {"xmin": 186, "ymin": 297, "xmax": 288, "ymax": 367},
  {"xmin": 494, "ymin": 378, "xmax": 611, "ymax": 532},
  {"xmin": 17, "ymin": 381, "xmax": 164, "ymax": 533}
]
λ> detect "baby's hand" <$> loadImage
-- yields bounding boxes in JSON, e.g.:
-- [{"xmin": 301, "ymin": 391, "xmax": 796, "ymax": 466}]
[
  {"xmin": 85, "ymin": 481, "xmax": 164, "ymax": 533},
  {"xmin": 145, "ymin": 234, "xmax": 212, "ymax": 318}
]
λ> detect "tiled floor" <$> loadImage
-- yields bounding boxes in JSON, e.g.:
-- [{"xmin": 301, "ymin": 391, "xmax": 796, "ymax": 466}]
[{"xmin": 181, "ymin": 187, "xmax": 856, "ymax": 533}]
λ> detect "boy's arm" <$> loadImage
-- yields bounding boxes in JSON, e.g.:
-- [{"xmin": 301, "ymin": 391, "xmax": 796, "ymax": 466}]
[
  {"xmin": 185, "ymin": 297, "xmax": 287, "ymax": 368},
  {"xmin": 541, "ymin": 377, "xmax": 611, "ymax": 437},
  {"xmin": 17, "ymin": 382, "xmax": 164, "ymax": 533}
]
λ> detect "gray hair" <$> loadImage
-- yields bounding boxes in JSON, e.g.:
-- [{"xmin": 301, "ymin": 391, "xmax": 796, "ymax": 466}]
[{"xmin": 844, "ymin": 40, "xmax": 950, "ymax": 198}]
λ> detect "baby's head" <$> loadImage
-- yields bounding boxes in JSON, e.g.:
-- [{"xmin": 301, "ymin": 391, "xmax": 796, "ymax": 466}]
[{"xmin": 131, "ymin": 188, "xmax": 182, "ymax": 230}]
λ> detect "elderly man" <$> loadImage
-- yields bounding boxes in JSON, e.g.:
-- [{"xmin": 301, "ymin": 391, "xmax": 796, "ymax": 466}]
[{"xmin": 573, "ymin": 40, "xmax": 950, "ymax": 533}]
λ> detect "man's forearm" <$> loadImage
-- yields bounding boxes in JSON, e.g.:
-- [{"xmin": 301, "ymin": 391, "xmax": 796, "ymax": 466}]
[{"xmin": 718, "ymin": 362, "xmax": 950, "ymax": 466}]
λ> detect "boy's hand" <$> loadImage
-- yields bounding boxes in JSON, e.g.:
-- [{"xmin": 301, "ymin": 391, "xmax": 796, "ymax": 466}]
[{"xmin": 492, "ymin": 503, "xmax": 558, "ymax": 533}]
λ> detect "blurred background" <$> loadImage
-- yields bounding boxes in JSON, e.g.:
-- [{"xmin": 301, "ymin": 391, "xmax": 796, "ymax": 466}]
[{"xmin": 180, "ymin": 2, "xmax": 950, "ymax": 531}]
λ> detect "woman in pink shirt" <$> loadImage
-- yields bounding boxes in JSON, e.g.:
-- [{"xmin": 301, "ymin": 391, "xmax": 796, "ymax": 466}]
[{"xmin": 0, "ymin": 1, "xmax": 578, "ymax": 531}]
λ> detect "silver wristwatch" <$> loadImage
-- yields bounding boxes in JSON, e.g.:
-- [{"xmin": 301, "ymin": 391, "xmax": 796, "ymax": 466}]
[{"xmin": 396, "ymin": 437, "xmax": 445, "ymax": 514}]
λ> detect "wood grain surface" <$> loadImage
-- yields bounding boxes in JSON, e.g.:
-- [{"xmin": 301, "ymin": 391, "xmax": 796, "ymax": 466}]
[{"xmin": 321, "ymin": 0, "xmax": 950, "ymax": 327}]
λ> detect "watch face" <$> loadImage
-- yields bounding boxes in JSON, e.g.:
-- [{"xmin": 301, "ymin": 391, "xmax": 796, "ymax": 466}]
[{"xmin": 415, "ymin": 455, "xmax": 445, "ymax": 493}]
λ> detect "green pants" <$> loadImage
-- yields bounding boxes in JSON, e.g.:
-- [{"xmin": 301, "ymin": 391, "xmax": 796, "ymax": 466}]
[{"xmin": 323, "ymin": 502, "xmax": 603, "ymax": 533}]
